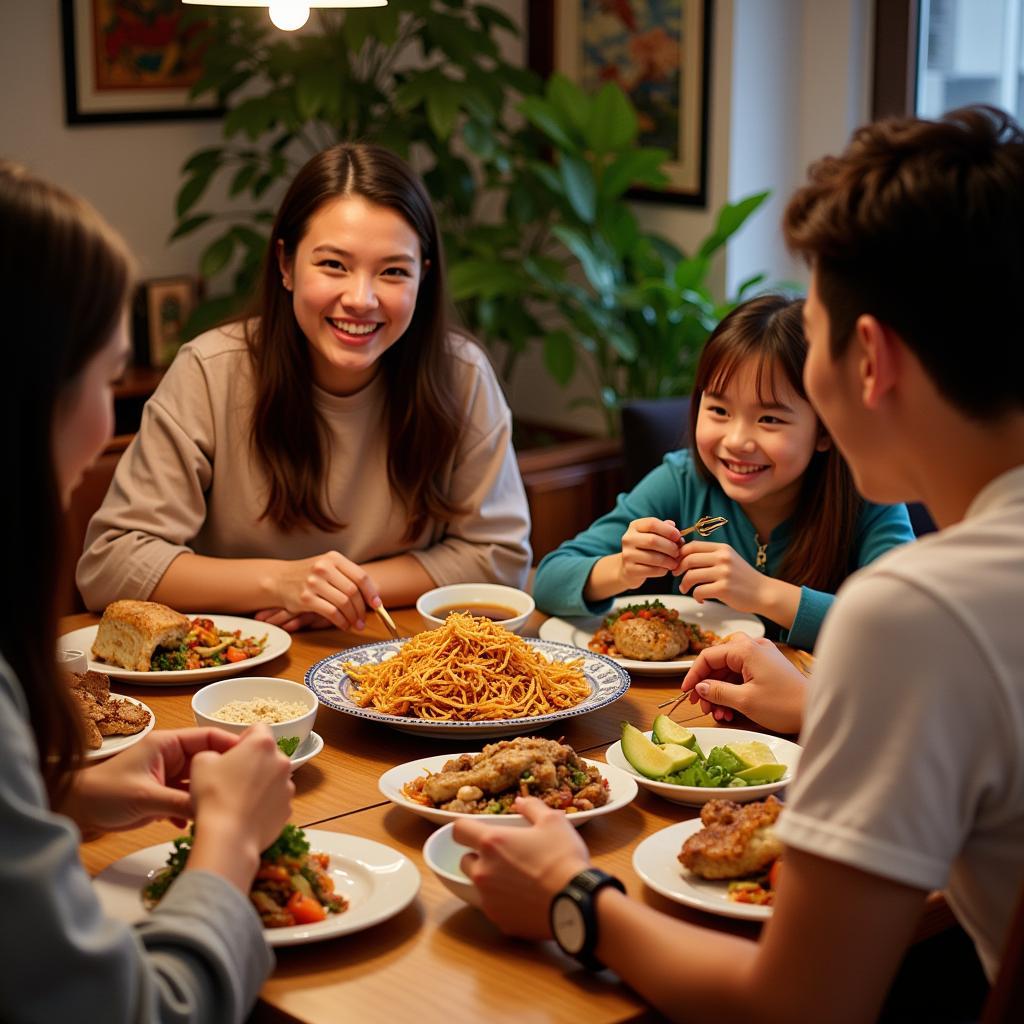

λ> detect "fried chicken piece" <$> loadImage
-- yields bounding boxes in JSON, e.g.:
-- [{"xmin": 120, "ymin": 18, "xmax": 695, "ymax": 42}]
[
  {"xmin": 96, "ymin": 698, "xmax": 151, "ymax": 736},
  {"xmin": 678, "ymin": 796, "xmax": 783, "ymax": 880},
  {"xmin": 66, "ymin": 669, "xmax": 151, "ymax": 745},
  {"xmin": 69, "ymin": 670, "xmax": 110, "ymax": 703},
  {"xmin": 423, "ymin": 737, "xmax": 571, "ymax": 804},
  {"xmin": 611, "ymin": 616, "xmax": 689, "ymax": 661}
]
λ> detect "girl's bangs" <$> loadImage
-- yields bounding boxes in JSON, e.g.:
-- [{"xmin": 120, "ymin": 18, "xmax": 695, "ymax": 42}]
[{"xmin": 704, "ymin": 347, "xmax": 795, "ymax": 406}]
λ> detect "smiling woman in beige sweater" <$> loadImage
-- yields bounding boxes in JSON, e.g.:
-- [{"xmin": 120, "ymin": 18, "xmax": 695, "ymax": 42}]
[{"xmin": 77, "ymin": 144, "xmax": 531, "ymax": 632}]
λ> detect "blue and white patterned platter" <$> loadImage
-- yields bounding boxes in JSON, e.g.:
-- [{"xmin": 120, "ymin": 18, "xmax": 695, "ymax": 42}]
[{"xmin": 304, "ymin": 637, "xmax": 631, "ymax": 738}]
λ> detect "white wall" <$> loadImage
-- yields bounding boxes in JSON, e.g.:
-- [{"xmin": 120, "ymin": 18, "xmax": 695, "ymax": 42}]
[{"xmin": 0, "ymin": 2, "xmax": 223, "ymax": 279}]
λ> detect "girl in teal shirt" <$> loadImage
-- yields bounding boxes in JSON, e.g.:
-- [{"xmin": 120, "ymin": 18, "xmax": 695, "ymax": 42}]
[{"xmin": 533, "ymin": 294, "xmax": 913, "ymax": 649}]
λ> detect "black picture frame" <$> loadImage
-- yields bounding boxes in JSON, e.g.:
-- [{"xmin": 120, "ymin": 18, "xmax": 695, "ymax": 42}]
[
  {"xmin": 60, "ymin": 0, "xmax": 224, "ymax": 125},
  {"xmin": 527, "ymin": 0, "xmax": 713, "ymax": 207}
]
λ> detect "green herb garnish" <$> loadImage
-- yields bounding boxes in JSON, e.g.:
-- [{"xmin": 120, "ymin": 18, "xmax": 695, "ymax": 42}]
[{"xmin": 276, "ymin": 736, "xmax": 301, "ymax": 756}]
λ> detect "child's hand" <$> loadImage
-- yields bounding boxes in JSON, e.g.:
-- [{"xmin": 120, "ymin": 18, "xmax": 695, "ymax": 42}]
[
  {"xmin": 618, "ymin": 517, "xmax": 683, "ymax": 589},
  {"xmin": 677, "ymin": 540, "xmax": 767, "ymax": 612}
]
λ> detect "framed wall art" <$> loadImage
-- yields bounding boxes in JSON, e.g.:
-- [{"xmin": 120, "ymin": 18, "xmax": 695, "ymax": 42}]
[
  {"xmin": 133, "ymin": 276, "xmax": 198, "ymax": 368},
  {"xmin": 528, "ymin": 0, "xmax": 713, "ymax": 206},
  {"xmin": 61, "ymin": 0, "xmax": 223, "ymax": 124}
]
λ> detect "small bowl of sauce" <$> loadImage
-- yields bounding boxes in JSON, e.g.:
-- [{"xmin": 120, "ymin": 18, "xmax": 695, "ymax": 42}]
[{"xmin": 416, "ymin": 583, "xmax": 535, "ymax": 634}]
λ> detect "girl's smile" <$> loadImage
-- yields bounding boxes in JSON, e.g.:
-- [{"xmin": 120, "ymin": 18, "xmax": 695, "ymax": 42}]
[{"xmin": 695, "ymin": 357, "xmax": 829, "ymax": 530}]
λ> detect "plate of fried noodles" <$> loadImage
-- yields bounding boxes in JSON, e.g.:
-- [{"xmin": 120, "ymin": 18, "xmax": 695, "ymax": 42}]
[{"xmin": 305, "ymin": 613, "xmax": 630, "ymax": 738}]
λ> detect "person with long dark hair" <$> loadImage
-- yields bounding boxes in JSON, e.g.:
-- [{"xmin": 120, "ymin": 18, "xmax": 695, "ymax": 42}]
[
  {"xmin": 0, "ymin": 162, "xmax": 294, "ymax": 1021},
  {"xmin": 533, "ymin": 293, "xmax": 913, "ymax": 651},
  {"xmin": 77, "ymin": 144, "xmax": 530, "ymax": 631}
]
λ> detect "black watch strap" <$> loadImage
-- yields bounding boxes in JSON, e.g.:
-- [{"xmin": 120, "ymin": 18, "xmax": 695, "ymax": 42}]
[{"xmin": 549, "ymin": 868, "xmax": 625, "ymax": 971}]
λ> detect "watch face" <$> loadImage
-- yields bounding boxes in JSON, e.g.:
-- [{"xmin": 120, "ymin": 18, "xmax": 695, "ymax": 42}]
[{"xmin": 552, "ymin": 895, "xmax": 587, "ymax": 955}]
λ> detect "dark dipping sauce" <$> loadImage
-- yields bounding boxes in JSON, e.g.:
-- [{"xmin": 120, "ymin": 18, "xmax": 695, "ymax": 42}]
[{"xmin": 433, "ymin": 603, "xmax": 520, "ymax": 622}]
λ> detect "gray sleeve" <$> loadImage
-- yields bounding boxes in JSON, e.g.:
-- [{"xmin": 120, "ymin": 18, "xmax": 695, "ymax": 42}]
[{"xmin": 0, "ymin": 669, "xmax": 272, "ymax": 1023}]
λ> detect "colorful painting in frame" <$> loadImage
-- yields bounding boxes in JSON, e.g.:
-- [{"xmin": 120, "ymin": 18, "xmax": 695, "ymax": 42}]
[
  {"xmin": 61, "ymin": 0, "xmax": 223, "ymax": 124},
  {"xmin": 528, "ymin": 0, "xmax": 712, "ymax": 206}
]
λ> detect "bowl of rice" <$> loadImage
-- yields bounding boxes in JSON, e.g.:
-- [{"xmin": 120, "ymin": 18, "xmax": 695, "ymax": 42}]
[{"xmin": 191, "ymin": 676, "xmax": 317, "ymax": 746}]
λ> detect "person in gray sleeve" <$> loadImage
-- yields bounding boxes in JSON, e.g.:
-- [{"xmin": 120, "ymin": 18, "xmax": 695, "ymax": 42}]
[{"xmin": 0, "ymin": 161, "xmax": 295, "ymax": 1023}]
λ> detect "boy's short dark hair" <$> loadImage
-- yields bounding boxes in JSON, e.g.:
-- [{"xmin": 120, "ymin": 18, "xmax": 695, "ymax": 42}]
[{"xmin": 783, "ymin": 105, "xmax": 1024, "ymax": 420}]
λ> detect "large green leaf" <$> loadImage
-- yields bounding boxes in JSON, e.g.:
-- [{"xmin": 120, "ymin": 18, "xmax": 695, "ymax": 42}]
[
  {"xmin": 600, "ymin": 149, "xmax": 670, "ymax": 198},
  {"xmin": 585, "ymin": 83, "xmax": 637, "ymax": 153},
  {"xmin": 698, "ymin": 191, "xmax": 771, "ymax": 258},
  {"xmin": 519, "ymin": 97, "xmax": 579, "ymax": 154},
  {"xmin": 448, "ymin": 261, "xmax": 524, "ymax": 301},
  {"xmin": 551, "ymin": 225, "xmax": 614, "ymax": 296},
  {"xmin": 201, "ymin": 234, "xmax": 236, "ymax": 279},
  {"xmin": 543, "ymin": 330, "xmax": 576, "ymax": 386},
  {"xmin": 559, "ymin": 154, "xmax": 596, "ymax": 223},
  {"xmin": 170, "ymin": 213, "xmax": 213, "ymax": 241},
  {"xmin": 426, "ymin": 82, "xmax": 461, "ymax": 140},
  {"xmin": 176, "ymin": 166, "xmax": 218, "ymax": 218},
  {"xmin": 547, "ymin": 73, "xmax": 590, "ymax": 134}
]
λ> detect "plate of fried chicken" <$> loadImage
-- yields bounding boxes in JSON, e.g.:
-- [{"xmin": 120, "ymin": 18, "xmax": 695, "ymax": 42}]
[
  {"xmin": 379, "ymin": 736, "xmax": 638, "ymax": 827},
  {"xmin": 539, "ymin": 595, "xmax": 764, "ymax": 675},
  {"xmin": 632, "ymin": 796, "xmax": 784, "ymax": 921},
  {"xmin": 66, "ymin": 669, "xmax": 154, "ymax": 761}
]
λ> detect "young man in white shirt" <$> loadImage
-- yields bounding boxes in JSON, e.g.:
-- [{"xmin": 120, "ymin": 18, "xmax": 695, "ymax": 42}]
[{"xmin": 452, "ymin": 105, "xmax": 1024, "ymax": 1022}]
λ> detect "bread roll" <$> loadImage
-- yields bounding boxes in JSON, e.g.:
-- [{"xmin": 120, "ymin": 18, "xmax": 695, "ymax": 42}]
[{"xmin": 91, "ymin": 600, "xmax": 190, "ymax": 672}]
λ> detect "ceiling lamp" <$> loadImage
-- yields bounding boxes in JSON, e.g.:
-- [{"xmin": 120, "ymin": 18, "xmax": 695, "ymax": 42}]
[{"xmin": 183, "ymin": 2, "xmax": 388, "ymax": 34}]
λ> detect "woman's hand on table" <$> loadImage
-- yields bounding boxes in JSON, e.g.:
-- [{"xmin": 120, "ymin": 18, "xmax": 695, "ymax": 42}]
[
  {"xmin": 265, "ymin": 551, "xmax": 382, "ymax": 631},
  {"xmin": 680, "ymin": 634, "xmax": 807, "ymax": 734},
  {"xmin": 62, "ymin": 727, "xmax": 240, "ymax": 836},
  {"xmin": 454, "ymin": 797, "xmax": 591, "ymax": 940},
  {"xmin": 253, "ymin": 608, "xmax": 335, "ymax": 633}
]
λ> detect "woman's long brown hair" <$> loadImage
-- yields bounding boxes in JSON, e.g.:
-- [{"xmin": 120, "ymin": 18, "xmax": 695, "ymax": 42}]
[
  {"xmin": 246, "ymin": 144, "xmax": 462, "ymax": 540},
  {"xmin": 0, "ymin": 162, "xmax": 133, "ymax": 797},
  {"xmin": 687, "ymin": 294, "xmax": 863, "ymax": 594}
]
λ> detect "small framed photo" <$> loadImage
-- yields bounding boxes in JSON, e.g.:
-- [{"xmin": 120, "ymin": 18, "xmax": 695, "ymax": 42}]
[
  {"xmin": 133, "ymin": 277, "xmax": 198, "ymax": 368},
  {"xmin": 60, "ymin": 0, "xmax": 224, "ymax": 124}
]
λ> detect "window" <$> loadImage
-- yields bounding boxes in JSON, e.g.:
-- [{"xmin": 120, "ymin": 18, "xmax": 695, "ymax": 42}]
[{"xmin": 916, "ymin": 0, "xmax": 1022, "ymax": 118}]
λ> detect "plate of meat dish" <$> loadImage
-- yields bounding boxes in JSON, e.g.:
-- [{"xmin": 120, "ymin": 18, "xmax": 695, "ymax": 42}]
[
  {"xmin": 59, "ymin": 600, "xmax": 291, "ymax": 684},
  {"xmin": 65, "ymin": 669, "xmax": 154, "ymax": 761},
  {"xmin": 306, "ymin": 612, "xmax": 630, "ymax": 738},
  {"xmin": 538, "ymin": 596, "xmax": 764, "ymax": 675},
  {"xmin": 379, "ymin": 737, "xmax": 638, "ymax": 827},
  {"xmin": 632, "ymin": 796, "xmax": 784, "ymax": 921},
  {"xmin": 93, "ymin": 825, "xmax": 421, "ymax": 947}
]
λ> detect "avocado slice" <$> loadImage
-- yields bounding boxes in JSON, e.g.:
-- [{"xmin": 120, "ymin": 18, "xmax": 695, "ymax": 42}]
[
  {"xmin": 735, "ymin": 762, "xmax": 787, "ymax": 784},
  {"xmin": 724, "ymin": 740, "xmax": 777, "ymax": 771},
  {"xmin": 620, "ymin": 723, "xmax": 699, "ymax": 779},
  {"xmin": 651, "ymin": 714, "xmax": 705, "ymax": 759}
]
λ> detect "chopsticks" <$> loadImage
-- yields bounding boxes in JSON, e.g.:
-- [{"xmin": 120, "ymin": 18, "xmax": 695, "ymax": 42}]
[{"xmin": 375, "ymin": 602, "xmax": 403, "ymax": 641}]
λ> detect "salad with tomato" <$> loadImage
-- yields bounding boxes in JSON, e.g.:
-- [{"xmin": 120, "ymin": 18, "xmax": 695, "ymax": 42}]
[
  {"xmin": 150, "ymin": 617, "xmax": 267, "ymax": 671},
  {"xmin": 143, "ymin": 824, "xmax": 347, "ymax": 928}
]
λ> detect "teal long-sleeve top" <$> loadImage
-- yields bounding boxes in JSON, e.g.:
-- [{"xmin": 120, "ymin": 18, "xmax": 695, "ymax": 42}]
[{"xmin": 532, "ymin": 449, "xmax": 915, "ymax": 650}]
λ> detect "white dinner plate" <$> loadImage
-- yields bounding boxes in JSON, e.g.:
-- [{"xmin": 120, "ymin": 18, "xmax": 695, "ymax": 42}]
[
  {"xmin": 538, "ymin": 595, "xmax": 765, "ymax": 675},
  {"xmin": 84, "ymin": 695, "xmax": 156, "ymax": 762},
  {"xmin": 305, "ymin": 637, "xmax": 630, "ymax": 738},
  {"xmin": 378, "ymin": 753, "xmax": 637, "ymax": 827},
  {"xmin": 288, "ymin": 730, "xmax": 323, "ymax": 773},
  {"xmin": 633, "ymin": 818, "xmax": 773, "ymax": 921},
  {"xmin": 93, "ymin": 830, "xmax": 421, "ymax": 947},
  {"xmin": 605, "ymin": 727, "xmax": 801, "ymax": 806},
  {"xmin": 59, "ymin": 615, "xmax": 291, "ymax": 685}
]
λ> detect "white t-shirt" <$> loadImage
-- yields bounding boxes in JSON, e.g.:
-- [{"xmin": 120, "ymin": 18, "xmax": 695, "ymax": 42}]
[{"xmin": 775, "ymin": 464, "xmax": 1024, "ymax": 982}]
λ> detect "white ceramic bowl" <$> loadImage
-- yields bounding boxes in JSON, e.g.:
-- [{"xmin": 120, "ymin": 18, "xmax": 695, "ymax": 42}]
[
  {"xmin": 192, "ymin": 676, "xmax": 317, "ymax": 747},
  {"xmin": 415, "ymin": 583, "xmax": 535, "ymax": 634},
  {"xmin": 422, "ymin": 822, "xmax": 500, "ymax": 907}
]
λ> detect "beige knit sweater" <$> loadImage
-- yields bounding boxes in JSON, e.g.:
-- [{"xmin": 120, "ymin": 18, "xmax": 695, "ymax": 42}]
[{"xmin": 76, "ymin": 324, "xmax": 531, "ymax": 610}]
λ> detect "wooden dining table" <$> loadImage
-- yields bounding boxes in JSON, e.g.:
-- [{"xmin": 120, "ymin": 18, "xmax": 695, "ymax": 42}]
[{"xmin": 67, "ymin": 608, "xmax": 950, "ymax": 1023}]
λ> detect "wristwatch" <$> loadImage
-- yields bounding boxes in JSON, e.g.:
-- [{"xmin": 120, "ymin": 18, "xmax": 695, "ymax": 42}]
[{"xmin": 549, "ymin": 868, "xmax": 625, "ymax": 971}]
